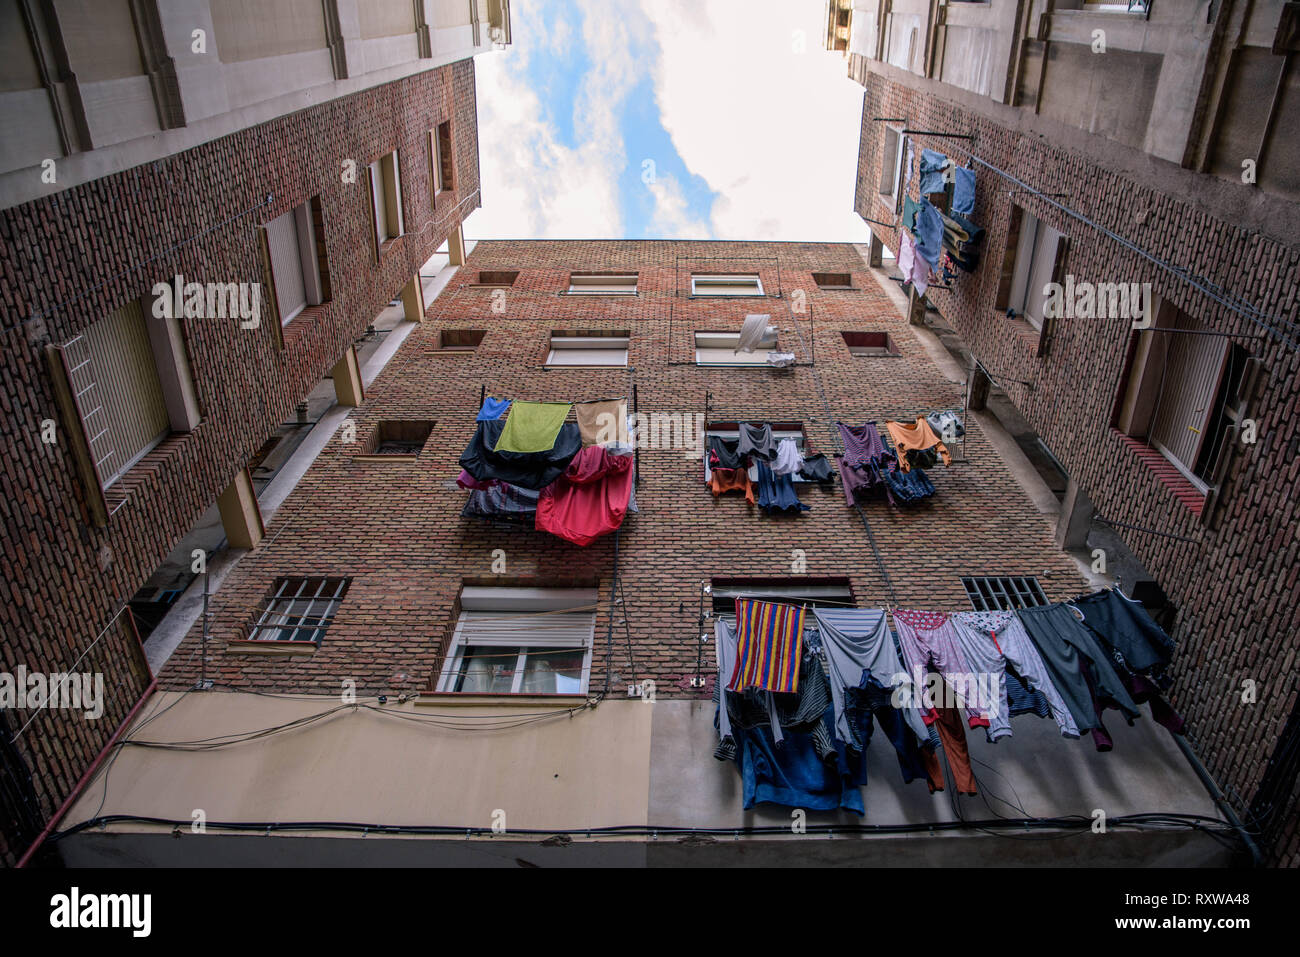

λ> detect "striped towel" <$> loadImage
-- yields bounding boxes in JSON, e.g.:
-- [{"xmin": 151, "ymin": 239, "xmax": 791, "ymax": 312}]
[{"xmin": 728, "ymin": 599, "xmax": 806, "ymax": 694}]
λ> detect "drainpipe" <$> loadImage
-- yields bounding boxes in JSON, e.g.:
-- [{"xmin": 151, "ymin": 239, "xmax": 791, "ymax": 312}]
[{"xmin": 1173, "ymin": 733, "xmax": 1264, "ymax": 866}]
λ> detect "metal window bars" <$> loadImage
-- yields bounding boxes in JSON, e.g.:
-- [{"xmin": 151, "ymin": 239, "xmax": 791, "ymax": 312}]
[
  {"xmin": 248, "ymin": 577, "xmax": 350, "ymax": 644},
  {"xmin": 960, "ymin": 576, "xmax": 1049, "ymax": 612}
]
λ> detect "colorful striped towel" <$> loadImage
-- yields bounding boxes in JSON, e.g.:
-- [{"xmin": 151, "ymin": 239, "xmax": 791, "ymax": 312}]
[{"xmin": 728, "ymin": 599, "xmax": 806, "ymax": 694}]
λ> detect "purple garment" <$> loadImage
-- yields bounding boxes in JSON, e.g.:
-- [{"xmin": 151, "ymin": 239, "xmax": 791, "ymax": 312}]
[{"xmin": 836, "ymin": 423, "xmax": 900, "ymax": 506}]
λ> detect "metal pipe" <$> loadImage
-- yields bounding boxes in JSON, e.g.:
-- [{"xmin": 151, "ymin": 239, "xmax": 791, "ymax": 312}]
[{"xmin": 1172, "ymin": 733, "xmax": 1263, "ymax": 866}]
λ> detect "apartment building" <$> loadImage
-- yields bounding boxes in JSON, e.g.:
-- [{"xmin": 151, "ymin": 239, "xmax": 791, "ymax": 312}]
[
  {"xmin": 45, "ymin": 239, "xmax": 1237, "ymax": 867},
  {"xmin": 0, "ymin": 0, "xmax": 510, "ymax": 867},
  {"xmin": 826, "ymin": 0, "xmax": 1299, "ymax": 863}
]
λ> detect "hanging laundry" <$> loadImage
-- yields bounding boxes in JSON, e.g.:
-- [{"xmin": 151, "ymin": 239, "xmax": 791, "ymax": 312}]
[
  {"xmin": 797, "ymin": 453, "xmax": 836, "ymax": 484},
  {"xmin": 459, "ymin": 418, "xmax": 582, "ymax": 489},
  {"xmin": 456, "ymin": 470, "xmax": 498, "ymax": 491},
  {"xmin": 883, "ymin": 466, "xmax": 936, "ymax": 504},
  {"xmin": 575, "ymin": 399, "xmax": 628, "ymax": 447},
  {"xmin": 729, "ymin": 599, "xmax": 806, "ymax": 694},
  {"xmin": 911, "ymin": 199, "xmax": 945, "ymax": 268},
  {"xmin": 1016, "ymin": 603, "xmax": 1142, "ymax": 751},
  {"xmin": 1006, "ymin": 671, "xmax": 1054, "ymax": 718},
  {"xmin": 766, "ymin": 352, "xmax": 796, "ymax": 368},
  {"xmin": 492, "ymin": 400, "xmax": 572, "ymax": 454},
  {"xmin": 952, "ymin": 166, "xmax": 975, "ymax": 216},
  {"xmin": 460, "ymin": 481, "xmax": 541, "ymax": 519},
  {"xmin": 476, "ymin": 396, "xmax": 511, "ymax": 421},
  {"xmin": 949, "ymin": 611, "xmax": 1080, "ymax": 742},
  {"xmin": 902, "ymin": 195, "xmax": 922, "ymax": 232},
  {"xmin": 902, "ymin": 141, "xmax": 914, "ymax": 195},
  {"xmin": 925, "ymin": 409, "xmax": 965, "ymax": 441},
  {"xmin": 892, "ymin": 610, "xmax": 991, "ymax": 731},
  {"xmin": 714, "ymin": 619, "xmax": 740, "ymax": 747},
  {"xmin": 736, "ymin": 422, "xmax": 777, "ymax": 462},
  {"xmin": 897, "ymin": 230, "xmax": 930, "ymax": 297},
  {"xmin": 707, "ymin": 467, "xmax": 755, "ymax": 505},
  {"xmin": 707, "ymin": 434, "xmax": 747, "ymax": 471},
  {"xmin": 835, "ymin": 422, "xmax": 903, "ymax": 506},
  {"xmin": 1072, "ymin": 590, "xmax": 1185, "ymax": 735},
  {"xmin": 534, "ymin": 445, "xmax": 634, "ymax": 546},
  {"xmin": 917, "ymin": 691, "xmax": 979, "ymax": 795},
  {"xmin": 771, "ymin": 438, "xmax": 803, "ymax": 475},
  {"xmin": 918, "ymin": 148, "xmax": 951, "ymax": 195},
  {"xmin": 754, "ymin": 460, "xmax": 809, "ymax": 515},
  {"xmin": 718, "ymin": 656, "xmax": 865, "ymax": 815},
  {"xmin": 736, "ymin": 313, "xmax": 774, "ymax": 353},
  {"xmin": 885, "ymin": 417, "xmax": 952, "ymax": 472},
  {"xmin": 814, "ymin": 608, "xmax": 930, "ymax": 748}
]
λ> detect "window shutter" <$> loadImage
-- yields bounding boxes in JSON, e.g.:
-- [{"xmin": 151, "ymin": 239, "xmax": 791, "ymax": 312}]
[
  {"xmin": 1037, "ymin": 233, "xmax": 1069, "ymax": 357},
  {"xmin": 453, "ymin": 610, "xmax": 596, "ymax": 646},
  {"xmin": 255, "ymin": 225, "xmax": 285, "ymax": 349},
  {"xmin": 365, "ymin": 163, "xmax": 382, "ymax": 258},
  {"xmin": 266, "ymin": 210, "xmax": 307, "ymax": 320},
  {"xmin": 994, "ymin": 205, "xmax": 1023, "ymax": 312}
]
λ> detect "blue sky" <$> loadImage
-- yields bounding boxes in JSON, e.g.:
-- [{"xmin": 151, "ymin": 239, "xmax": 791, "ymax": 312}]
[{"xmin": 468, "ymin": 0, "xmax": 871, "ymax": 242}]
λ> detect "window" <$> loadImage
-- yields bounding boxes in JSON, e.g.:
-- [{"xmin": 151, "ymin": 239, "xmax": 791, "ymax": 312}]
[
  {"xmin": 430, "ymin": 122, "xmax": 454, "ymax": 197},
  {"xmin": 48, "ymin": 298, "xmax": 200, "ymax": 500},
  {"xmin": 710, "ymin": 578, "xmax": 854, "ymax": 622},
  {"xmin": 365, "ymin": 421, "xmax": 434, "ymax": 457},
  {"xmin": 437, "ymin": 587, "xmax": 596, "ymax": 695},
  {"xmin": 707, "ymin": 423, "xmax": 814, "ymax": 481},
  {"xmin": 1114, "ymin": 303, "xmax": 1258, "ymax": 491},
  {"xmin": 842, "ymin": 331, "xmax": 900, "ymax": 356},
  {"xmin": 695, "ymin": 330, "xmax": 778, "ymax": 365},
  {"xmin": 1005, "ymin": 207, "xmax": 1067, "ymax": 332},
  {"xmin": 880, "ymin": 126, "xmax": 905, "ymax": 210},
  {"xmin": 567, "ymin": 273, "xmax": 638, "ymax": 295},
  {"xmin": 546, "ymin": 331, "xmax": 629, "ymax": 367},
  {"xmin": 438, "ymin": 329, "xmax": 486, "ymax": 351},
  {"xmin": 691, "ymin": 273, "xmax": 763, "ymax": 296},
  {"xmin": 248, "ymin": 577, "xmax": 351, "ymax": 644},
  {"xmin": 813, "ymin": 272, "xmax": 854, "ymax": 290},
  {"xmin": 368, "ymin": 151, "xmax": 404, "ymax": 252},
  {"xmin": 960, "ymin": 576, "xmax": 1048, "ymax": 611},
  {"xmin": 264, "ymin": 202, "xmax": 324, "ymax": 324},
  {"xmin": 475, "ymin": 270, "xmax": 518, "ymax": 286}
]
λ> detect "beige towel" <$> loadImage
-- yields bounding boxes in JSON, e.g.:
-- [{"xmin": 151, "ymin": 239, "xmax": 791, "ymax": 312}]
[{"xmin": 576, "ymin": 400, "xmax": 628, "ymax": 446}]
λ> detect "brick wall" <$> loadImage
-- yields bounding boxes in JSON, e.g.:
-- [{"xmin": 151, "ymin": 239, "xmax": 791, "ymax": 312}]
[
  {"xmin": 852, "ymin": 73, "xmax": 1300, "ymax": 864},
  {"xmin": 0, "ymin": 59, "xmax": 480, "ymax": 866},
  {"xmin": 156, "ymin": 237, "xmax": 1088, "ymax": 731}
]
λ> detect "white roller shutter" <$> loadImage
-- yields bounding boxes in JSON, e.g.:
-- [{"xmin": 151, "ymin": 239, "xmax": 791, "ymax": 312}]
[{"xmin": 266, "ymin": 208, "xmax": 307, "ymax": 321}]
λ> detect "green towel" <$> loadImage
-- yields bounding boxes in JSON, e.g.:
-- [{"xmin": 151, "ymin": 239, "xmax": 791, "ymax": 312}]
[{"xmin": 492, "ymin": 400, "xmax": 572, "ymax": 453}]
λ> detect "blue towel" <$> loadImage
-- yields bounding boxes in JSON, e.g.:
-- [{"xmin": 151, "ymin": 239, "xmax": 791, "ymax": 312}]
[
  {"xmin": 919, "ymin": 148, "xmax": 949, "ymax": 195},
  {"xmin": 953, "ymin": 166, "xmax": 976, "ymax": 216},
  {"xmin": 911, "ymin": 200, "xmax": 944, "ymax": 268},
  {"xmin": 476, "ymin": 396, "xmax": 512, "ymax": 421}
]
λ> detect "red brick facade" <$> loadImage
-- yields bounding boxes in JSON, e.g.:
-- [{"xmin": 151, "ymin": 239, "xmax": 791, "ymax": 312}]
[
  {"xmin": 852, "ymin": 72, "xmax": 1300, "ymax": 864},
  {"xmin": 0, "ymin": 59, "xmax": 480, "ymax": 866},
  {"xmin": 155, "ymin": 238, "xmax": 1089, "ymax": 738}
]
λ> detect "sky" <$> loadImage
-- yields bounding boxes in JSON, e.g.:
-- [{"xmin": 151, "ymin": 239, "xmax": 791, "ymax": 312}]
[{"xmin": 466, "ymin": 0, "xmax": 872, "ymax": 243}]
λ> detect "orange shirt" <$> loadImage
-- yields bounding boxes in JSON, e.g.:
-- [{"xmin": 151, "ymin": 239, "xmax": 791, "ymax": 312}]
[
  {"xmin": 884, "ymin": 417, "xmax": 951, "ymax": 472},
  {"xmin": 708, "ymin": 468, "xmax": 756, "ymax": 505}
]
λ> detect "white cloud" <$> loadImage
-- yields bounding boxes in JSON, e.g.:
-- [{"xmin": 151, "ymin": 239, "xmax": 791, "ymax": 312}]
[
  {"xmin": 467, "ymin": 0, "xmax": 651, "ymax": 240},
  {"xmin": 469, "ymin": 0, "xmax": 871, "ymax": 243},
  {"xmin": 644, "ymin": 172, "xmax": 712, "ymax": 238},
  {"xmin": 637, "ymin": 0, "xmax": 871, "ymax": 242}
]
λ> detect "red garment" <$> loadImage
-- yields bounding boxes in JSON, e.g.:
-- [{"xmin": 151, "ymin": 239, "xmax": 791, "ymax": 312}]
[{"xmin": 535, "ymin": 447, "xmax": 633, "ymax": 546}]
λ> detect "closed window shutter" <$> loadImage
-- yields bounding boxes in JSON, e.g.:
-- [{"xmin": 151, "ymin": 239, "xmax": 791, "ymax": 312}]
[
  {"xmin": 453, "ymin": 610, "xmax": 596, "ymax": 646},
  {"xmin": 266, "ymin": 210, "xmax": 307, "ymax": 320},
  {"xmin": 368, "ymin": 162, "xmax": 386, "ymax": 250},
  {"xmin": 1150, "ymin": 317, "xmax": 1230, "ymax": 473},
  {"xmin": 76, "ymin": 300, "xmax": 170, "ymax": 486}
]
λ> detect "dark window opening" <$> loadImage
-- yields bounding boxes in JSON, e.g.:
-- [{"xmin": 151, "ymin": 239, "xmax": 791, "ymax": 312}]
[
  {"xmin": 370, "ymin": 420, "xmax": 434, "ymax": 456},
  {"xmin": 476, "ymin": 270, "xmax": 518, "ymax": 286},
  {"xmin": 841, "ymin": 331, "xmax": 900, "ymax": 356},
  {"xmin": 439, "ymin": 329, "xmax": 486, "ymax": 351},
  {"xmin": 814, "ymin": 272, "xmax": 853, "ymax": 289}
]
